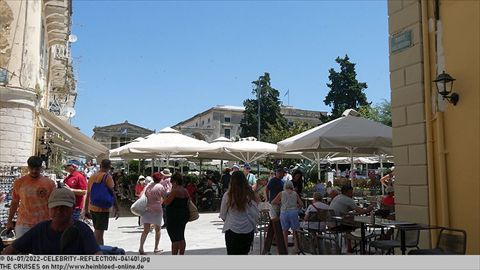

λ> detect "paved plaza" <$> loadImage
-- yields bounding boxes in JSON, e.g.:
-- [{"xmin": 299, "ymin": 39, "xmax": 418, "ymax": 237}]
[{"xmin": 103, "ymin": 211, "xmax": 269, "ymax": 255}]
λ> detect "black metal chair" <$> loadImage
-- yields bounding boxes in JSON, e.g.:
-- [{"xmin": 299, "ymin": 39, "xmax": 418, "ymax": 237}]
[
  {"xmin": 296, "ymin": 229, "xmax": 319, "ymax": 254},
  {"xmin": 369, "ymin": 228, "xmax": 420, "ymax": 254},
  {"xmin": 408, "ymin": 228, "xmax": 467, "ymax": 255},
  {"xmin": 317, "ymin": 234, "xmax": 341, "ymax": 255}
]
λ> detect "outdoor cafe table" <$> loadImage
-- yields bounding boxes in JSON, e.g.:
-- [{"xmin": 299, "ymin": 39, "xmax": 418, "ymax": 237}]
[
  {"xmin": 381, "ymin": 222, "xmax": 443, "ymax": 255},
  {"xmin": 333, "ymin": 215, "xmax": 384, "ymax": 255},
  {"xmin": 335, "ymin": 215, "xmax": 443, "ymax": 255}
]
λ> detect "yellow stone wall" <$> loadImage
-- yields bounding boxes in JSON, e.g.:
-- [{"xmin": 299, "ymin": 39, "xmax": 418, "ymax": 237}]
[
  {"xmin": 388, "ymin": 0, "xmax": 479, "ymax": 254},
  {"xmin": 437, "ymin": 0, "xmax": 480, "ymax": 254}
]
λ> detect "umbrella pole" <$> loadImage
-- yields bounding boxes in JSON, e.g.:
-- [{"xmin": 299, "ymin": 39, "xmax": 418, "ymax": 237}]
[
  {"xmin": 350, "ymin": 148, "xmax": 354, "ymax": 187},
  {"xmin": 380, "ymin": 155, "xmax": 384, "ymax": 195},
  {"xmin": 315, "ymin": 152, "xmax": 321, "ymax": 182}
]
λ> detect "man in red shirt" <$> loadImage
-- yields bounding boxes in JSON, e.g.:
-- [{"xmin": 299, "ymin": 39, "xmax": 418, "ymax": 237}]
[{"xmin": 63, "ymin": 161, "xmax": 88, "ymax": 221}]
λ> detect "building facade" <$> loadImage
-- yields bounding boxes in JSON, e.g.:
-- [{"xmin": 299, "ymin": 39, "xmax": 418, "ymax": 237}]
[
  {"xmin": 172, "ymin": 105, "xmax": 325, "ymax": 142},
  {"xmin": 1, "ymin": 0, "xmax": 77, "ymax": 167},
  {"xmin": 93, "ymin": 121, "xmax": 155, "ymax": 150},
  {"xmin": 388, "ymin": 0, "xmax": 479, "ymax": 253}
]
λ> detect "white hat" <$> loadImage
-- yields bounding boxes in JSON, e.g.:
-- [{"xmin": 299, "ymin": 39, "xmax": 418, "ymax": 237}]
[
  {"xmin": 161, "ymin": 168, "xmax": 172, "ymax": 177},
  {"xmin": 145, "ymin": 176, "xmax": 153, "ymax": 184},
  {"xmin": 48, "ymin": 188, "xmax": 75, "ymax": 208},
  {"xmin": 138, "ymin": 175, "xmax": 145, "ymax": 180}
]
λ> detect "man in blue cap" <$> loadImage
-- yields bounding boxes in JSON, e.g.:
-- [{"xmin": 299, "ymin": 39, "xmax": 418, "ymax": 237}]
[{"xmin": 242, "ymin": 163, "xmax": 257, "ymax": 187}]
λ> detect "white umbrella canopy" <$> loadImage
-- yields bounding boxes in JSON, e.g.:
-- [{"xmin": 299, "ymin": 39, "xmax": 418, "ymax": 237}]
[
  {"xmin": 277, "ymin": 109, "xmax": 392, "ymax": 154},
  {"xmin": 109, "ymin": 137, "xmax": 146, "ymax": 158},
  {"xmin": 222, "ymin": 139, "xmax": 278, "ymax": 163},
  {"xmin": 277, "ymin": 109, "xmax": 392, "ymax": 184},
  {"xmin": 123, "ymin": 127, "xmax": 211, "ymax": 156}
]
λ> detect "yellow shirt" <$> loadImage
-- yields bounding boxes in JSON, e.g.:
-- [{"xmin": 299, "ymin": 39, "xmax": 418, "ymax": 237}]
[{"xmin": 87, "ymin": 172, "xmax": 115, "ymax": 212}]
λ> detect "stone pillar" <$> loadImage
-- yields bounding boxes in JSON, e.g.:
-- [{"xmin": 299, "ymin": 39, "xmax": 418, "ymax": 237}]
[
  {"xmin": 0, "ymin": 88, "xmax": 37, "ymax": 167},
  {"xmin": 388, "ymin": 0, "xmax": 430, "ymax": 248}
]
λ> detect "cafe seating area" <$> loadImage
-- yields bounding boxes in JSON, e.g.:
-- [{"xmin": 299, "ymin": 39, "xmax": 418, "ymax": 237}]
[{"xmin": 257, "ymin": 192, "xmax": 468, "ymax": 256}]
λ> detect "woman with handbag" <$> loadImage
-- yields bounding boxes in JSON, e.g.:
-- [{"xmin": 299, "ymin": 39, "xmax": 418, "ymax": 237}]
[
  {"xmin": 219, "ymin": 171, "xmax": 259, "ymax": 255},
  {"xmin": 164, "ymin": 173, "xmax": 190, "ymax": 255},
  {"xmin": 138, "ymin": 173, "xmax": 165, "ymax": 255}
]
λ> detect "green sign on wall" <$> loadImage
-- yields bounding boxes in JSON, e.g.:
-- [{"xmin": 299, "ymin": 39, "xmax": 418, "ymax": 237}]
[{"xmin": 390, "ymin": 30, "xmax": 413, "ymax": 53}]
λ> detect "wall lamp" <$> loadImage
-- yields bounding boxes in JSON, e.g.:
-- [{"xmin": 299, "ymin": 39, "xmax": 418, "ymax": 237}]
[{"xmin": 433, "ymin": 71, "xmax": 459, "ymax": 105}]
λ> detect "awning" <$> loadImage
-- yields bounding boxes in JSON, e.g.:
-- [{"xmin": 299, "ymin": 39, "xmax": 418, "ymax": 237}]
[{"xmin": 39, "ymin": 108, "xmax": 109, "ymax": 158}]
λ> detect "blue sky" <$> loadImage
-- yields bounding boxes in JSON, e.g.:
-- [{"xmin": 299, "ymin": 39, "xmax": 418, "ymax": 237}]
[{"xmin": 71, "ymin": 0, "xmax": 390, "ymax": 136}]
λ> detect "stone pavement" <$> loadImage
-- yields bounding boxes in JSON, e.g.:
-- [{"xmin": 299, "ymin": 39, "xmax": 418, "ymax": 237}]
[{"xmin": 101, "ymin": 212, "xmax": 274, "ymax": 255}]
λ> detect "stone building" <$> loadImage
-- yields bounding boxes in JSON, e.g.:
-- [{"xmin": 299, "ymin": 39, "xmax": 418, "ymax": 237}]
[
  {"xmin": 172, "ymin": 105, "xmax": 325, "ymax": 142},
  {"xmin": 1, "ymin": 0, "xmax": 73, "ymax": 167},
  {"xmin": 388, "ymin": 0, "xmax": 479, "ymax": 253},
  {"xmin": 0, "ymin": 0, "xmax": 107, "ymax": 167},
  {"xmin": 93, "ymin": 121, "xmax": 155, "ymax": 150}
]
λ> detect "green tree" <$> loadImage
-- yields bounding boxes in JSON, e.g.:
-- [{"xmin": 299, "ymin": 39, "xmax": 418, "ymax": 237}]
[
  {"xmin": 324, "ymin": 55, "xmax": 369, "ymax": 120},
  {"xmin": 261, "ymin": 121, "xmax": 315, "ymax": 171},
  {"xmin": 264, "ymin": 121, "xmax": 314, "ymax": 144},
  {"xmin": 358, "ymin": 99, "xmax": 392, "ymax": 126},
  {"xmin": 240, "ymin": 72, "xmax": 287, "ymax": 140}
]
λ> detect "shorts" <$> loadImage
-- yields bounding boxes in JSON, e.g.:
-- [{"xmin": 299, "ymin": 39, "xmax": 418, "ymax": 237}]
[
  {"xmin": 91, "ymin": 211, "xmax": 110, "ymax": 230},
  {"xmin": 269, "ymin": 204, "xmax": 280, "ymax": 219},
  {"xmin": 15, "ymin": 224, "xmax": 32, "ymax": 238},
  {"xmin": 280, "ymin": 210, "xmax": 300, "ymax": 231}
]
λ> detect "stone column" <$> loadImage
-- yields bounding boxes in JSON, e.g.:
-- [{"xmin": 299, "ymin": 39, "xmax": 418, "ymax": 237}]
[
  {"xmin": 0, "ymin": 88, "xmax": 37, "ymax": 167},
  {"xmin": 388, "ymin": 0, "xmax": 430, "ymax": 248}
]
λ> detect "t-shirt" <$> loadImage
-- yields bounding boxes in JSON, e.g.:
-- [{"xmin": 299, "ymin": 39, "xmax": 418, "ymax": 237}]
[
  {"xmin": 282, "ymin": 173, "xmax": 292, "ymax": 183},
  {"xmin": 302, "ymin": 201, "xmax": 330, "ymax": 230},
  {"xmin": 329, "ymin": 194, "xmax": 358, "ymax": 216},
  {"xmin": 87, "ymin": 172, "xmax": 115, "ymax": 212},
  {"xmin": 267, "ymin": 177, "xmax": 284, "ymax": 203},
  {"xmin": 64, "ymin": 171, "xmax": 87, "ymax": 209},
  {"xmin": 246, "ymin": 173, "xmax": 256, "ymax": 186},
  {"xmin": 12, "ymin": 175, "xmax": 56, "ymax": 227},
  {"xmin": 221, "ymin": 174, "xmax": 230, "ymax": 191},
  {"xmin": 135, "ymin": 184, "xmax": 145, "ymax": 197},
  {"xmin": 145, "ymin": 182, "xmax": 165, "ymax": 213},
  {"xmin": 12, "ymin": 220, "xmax": 100, "ymax": 255},
  {"xmin": 314, "ymin": 183, "xmax": 326, "ymax": 196},
  {"xmin": 383, "ymin": 195, "xmax": 395, "ymax": 206}
]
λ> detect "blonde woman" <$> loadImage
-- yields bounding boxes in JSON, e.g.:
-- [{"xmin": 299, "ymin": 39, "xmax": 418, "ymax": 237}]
[{"xmin": 272, "ymin": 180, "xmax": 304, "ymax": 254}]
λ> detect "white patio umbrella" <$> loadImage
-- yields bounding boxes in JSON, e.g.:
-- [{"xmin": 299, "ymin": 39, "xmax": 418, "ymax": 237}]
[
  {"xmin": 109, "ymin": 137, "xmax": 146, "ymax": 158},
  {"xmin": 222, "ymin": 138, "xmax": 278, "ymax": 164},
  {"xmin": 120, "ymin": 127, "xmax": 211, "ymax": 171},
  {"xmin": 277, "ymin": 109, "xmax": 392, "ymax": 186}
]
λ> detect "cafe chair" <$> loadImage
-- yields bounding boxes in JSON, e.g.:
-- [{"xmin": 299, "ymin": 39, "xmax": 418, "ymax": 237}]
[
  {"xmin": 256, "ymin": 209, "xmax": 271, "ymax": 254},
  {"xmin": 296, "ymin": 229, "xmax": 318, "ymax": 255},
  {"xmin": 317, "ymin": 234, "xmax": 341, "ymax": 255},
  {"xmin": 303, "ymin": 208, "xmax": 330, "ymax": 233},
  {"xmin": 408, "ymin": 228, "xmax": 467, "ymax": 255},
  {"xmin": 345, "ymin": 227, "xmax": 383, "ymax": 254},
  {"xmin": 369, "ymin": 229, "xmax": 420, "ymax": 255}
]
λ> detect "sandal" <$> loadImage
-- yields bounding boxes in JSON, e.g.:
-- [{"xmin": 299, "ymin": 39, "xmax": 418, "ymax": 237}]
[
  {"xmin": 153, "ymin": 249, "xmax": 163, "ymax": 254},
  {"xmin": 139, "ymin": 250, "xmax": 146, "ymax": 255}
]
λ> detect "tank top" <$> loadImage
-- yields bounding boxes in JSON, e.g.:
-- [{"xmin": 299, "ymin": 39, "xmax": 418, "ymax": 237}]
[{"xmin": 281, "ymin": 190, "xmax": 298, "ymax": 211}]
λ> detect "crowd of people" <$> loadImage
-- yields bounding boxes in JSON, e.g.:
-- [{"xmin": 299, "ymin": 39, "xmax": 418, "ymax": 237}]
[{"xmin": 0, "ymin": 156, "xmax": 395, "ymax": 255}]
